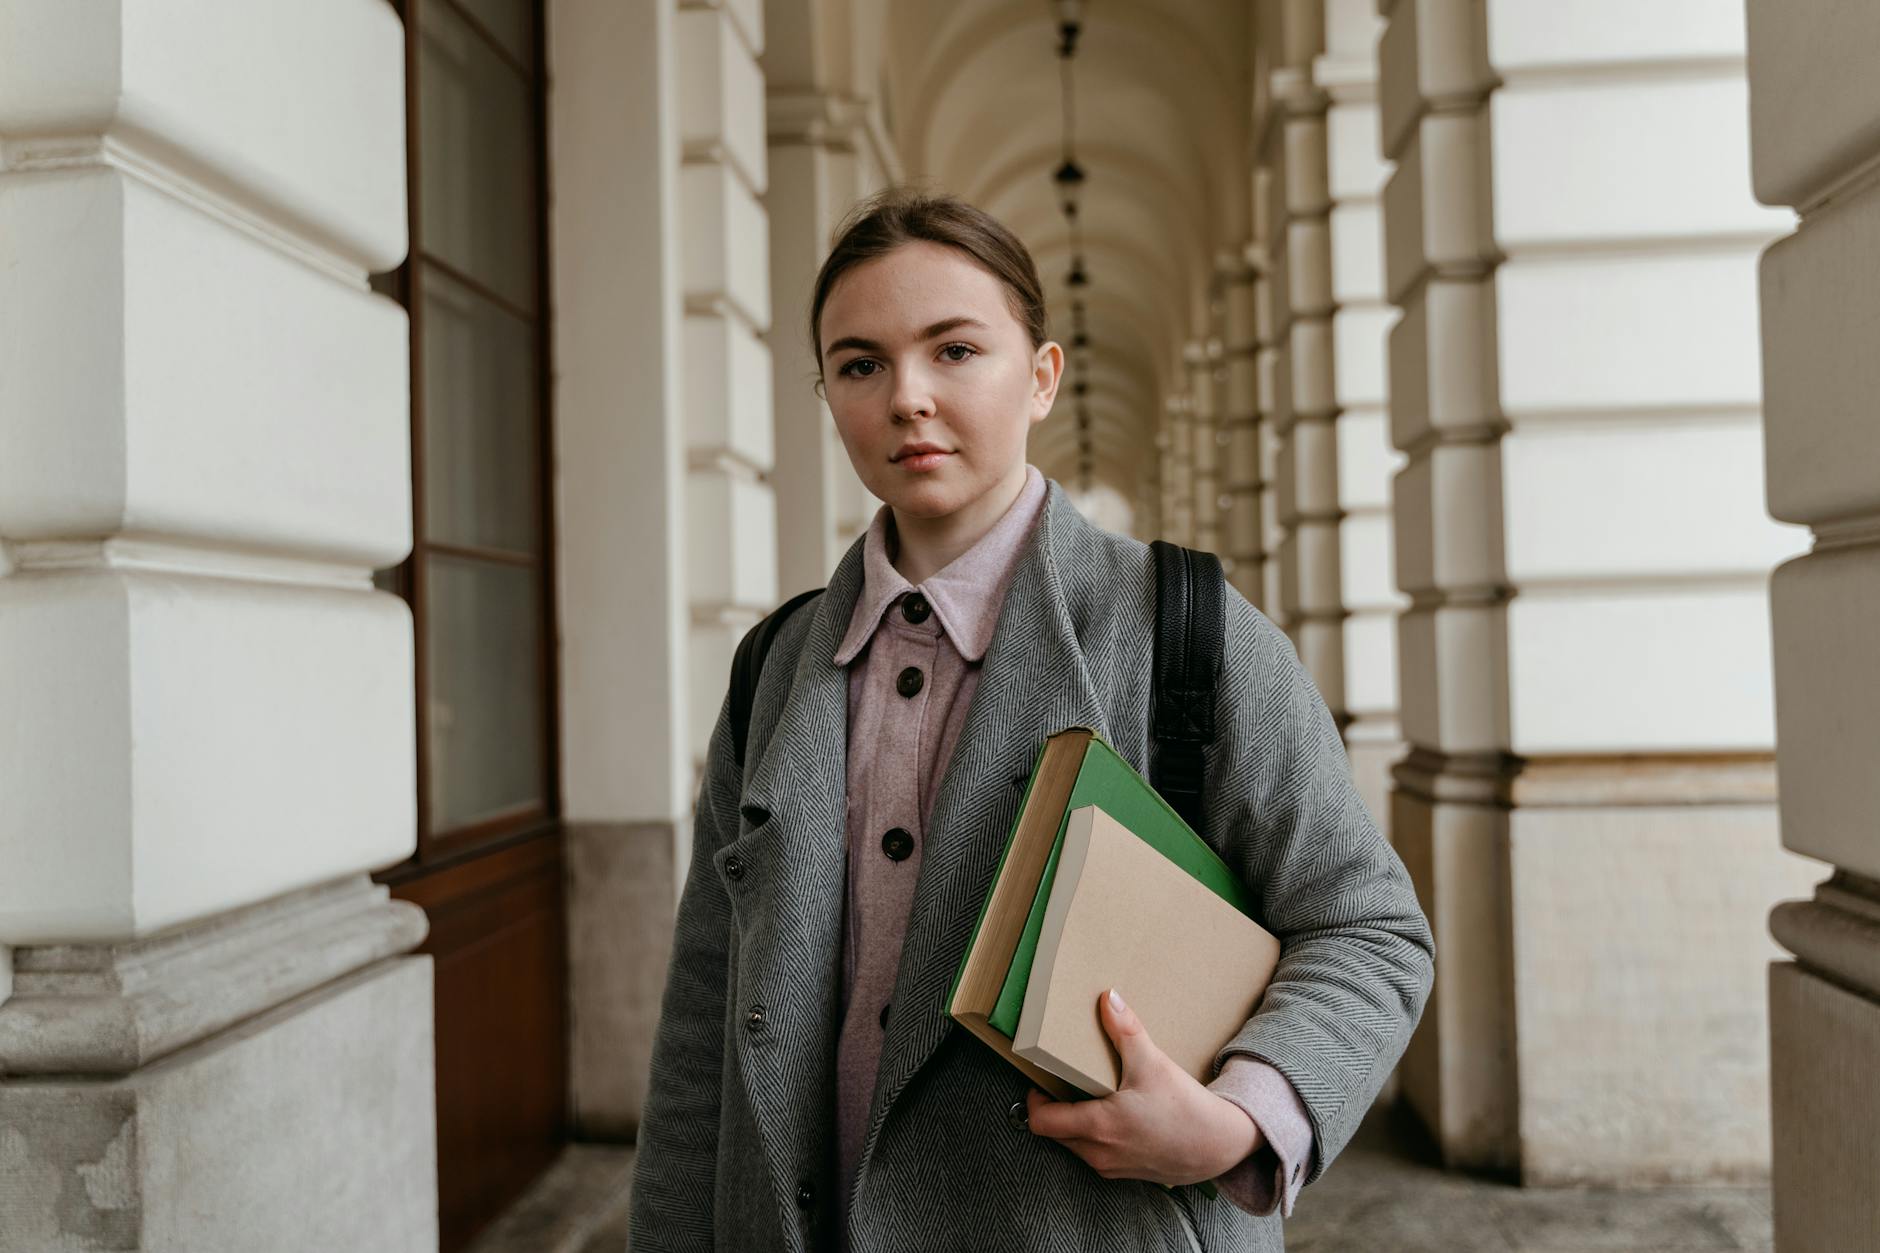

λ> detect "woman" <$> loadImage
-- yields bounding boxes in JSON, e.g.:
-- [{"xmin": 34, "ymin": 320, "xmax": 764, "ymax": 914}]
[{"xmin": 628, "ymin": 190, "xmax": 1434, "ymax": 1252}]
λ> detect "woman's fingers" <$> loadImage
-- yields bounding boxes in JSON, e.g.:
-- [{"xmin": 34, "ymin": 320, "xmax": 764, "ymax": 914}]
[{"xmin": 1026, "ymin": 1085, "xmax": 1119, "ymax": 1144}]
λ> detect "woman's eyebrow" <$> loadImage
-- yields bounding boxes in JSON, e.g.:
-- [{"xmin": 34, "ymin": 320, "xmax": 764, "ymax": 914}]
[{"xmin": 824, "ymin": 316, "xmax": 991, "ymax": 357}]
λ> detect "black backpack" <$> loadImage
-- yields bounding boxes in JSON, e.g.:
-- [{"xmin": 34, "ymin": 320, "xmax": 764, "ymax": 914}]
[{"xmin": 728, "ymin": 539, "xmax": 1224, "ymax": 837}]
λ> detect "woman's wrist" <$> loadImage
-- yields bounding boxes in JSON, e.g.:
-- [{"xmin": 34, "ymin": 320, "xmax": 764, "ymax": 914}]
[{"xmin": 1200, "ymin": 1091, "xmax": 1264, "ymax": 1177}]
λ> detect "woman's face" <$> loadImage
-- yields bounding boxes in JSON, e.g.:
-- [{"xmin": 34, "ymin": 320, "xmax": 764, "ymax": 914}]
[{"xmin": 818, "ymin": 241, "xmax": 1062, "ymax": 521}]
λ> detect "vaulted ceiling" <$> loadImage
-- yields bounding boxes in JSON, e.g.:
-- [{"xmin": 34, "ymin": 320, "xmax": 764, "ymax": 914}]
[
  {"xmin": 881, "ymin": 0, "xmax": 1255, "ymax": 526},
  {"xmin": 766, "ymin": 0, "xmax": 1258, "ymax": 532}
]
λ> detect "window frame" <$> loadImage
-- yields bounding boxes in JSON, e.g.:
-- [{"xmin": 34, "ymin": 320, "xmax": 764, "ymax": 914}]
[{"xmin": 376, "ymin": 0, "xmax": 561, "ymax": 869}]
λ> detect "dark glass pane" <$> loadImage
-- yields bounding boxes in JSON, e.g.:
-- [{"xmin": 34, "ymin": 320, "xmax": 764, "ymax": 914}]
[
  {"xmin": 455, "ymin": 0, "xmax": 534, "ymax": 66},
  {"xmin": 425, "ymin": 555, "xmax": 544, "ymax": 833},
  {"xmin": 421, "ymin": 265, "xmax": 538, "ymax": 553},
  {"xmin": 418, "ymin": 0, "xmax": 536, "ymax": 312}
]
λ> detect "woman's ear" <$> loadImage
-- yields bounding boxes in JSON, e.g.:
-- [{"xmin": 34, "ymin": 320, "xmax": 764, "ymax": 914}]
[{"xmin": 1031, "ymin": 340, "xmax": 1065, "ymax": 421}]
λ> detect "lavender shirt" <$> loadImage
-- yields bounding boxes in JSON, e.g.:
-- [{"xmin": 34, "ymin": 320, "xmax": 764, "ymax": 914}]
[{"xmin": 830, "ymin": 464, "xmax": 1314, "ymax": 1223}]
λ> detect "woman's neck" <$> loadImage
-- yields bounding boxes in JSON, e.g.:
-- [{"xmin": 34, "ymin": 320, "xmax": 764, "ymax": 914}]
[{"xmin": 887, "ymin": 463, "xmax": 1028, "ymax": 586}]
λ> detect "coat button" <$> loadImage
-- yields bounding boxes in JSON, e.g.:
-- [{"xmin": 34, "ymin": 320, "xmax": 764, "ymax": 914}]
[
  {"xmin": 896, "ymin": 666, "xmax": 924, "ymax": 698},
  {"xmin": 1006, "ymin": 1098, "xmax": 1029, "ymax": 1131},
  {"xmin": 797, "ymin": 1180, "xmax": 815, "ymax": 1208},
  {"xmin": 724, "ymin": 854, "xmax": 746, "ymax": 881},
  {"xmin": 879, "ymin": 1002, "xmax": 890, "ymax": 1029},
  {"xmin": 901, "ymin": 593, "xmax": 931, "ymax": 624},
  {"xmin": 746, "ymin": 1005, "xmax": 765, "ymax": 1032},
  {"xmin": 881, "ymin": 827, "xmax": 915, "ymax": 861}
]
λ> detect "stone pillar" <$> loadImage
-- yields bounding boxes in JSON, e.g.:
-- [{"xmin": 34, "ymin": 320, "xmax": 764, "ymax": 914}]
[
  {"xmin": 1330, "ymin": 6, "xmax": 1397, "ymax": 785},
  {"xmin": 0, "ymin": 2, "xmax": 434, "ymax": 1247},
  {"xmin": 1220, "ymin": 256, "xmax": 1265, "ymax": 603},
  {"xmin": 1275, "ymin": 48, "xmax": 1348, "ymax": 710},
  {"xmin": 550, "ymin": 0, "xmax": 699, "ymax": 1143},
  {"xmin": 1165, "ymin": 383, "xmax": 1197, "ymax": 545},
  {"xmin": 1746, "ymin": 2, "xmax": 1880, "ymax": 1246},
  {"xmin": 1253, "ymin": 156, "xmax": 1295, "ymax": 624},
  {"xmin": 1379, "ymin": 0, "xmax": 1820, "ymax": 1181},
  {"xmin": 677, "ymin": 0, "xmax": 777, "ymax": 768},
  {"xmin": 766, "ymin": 82, "xmax": 898, "ymax": 593},
  {"xmin": 1188, "ymin": 337, "xmax": 1222, "ymax": 553}
]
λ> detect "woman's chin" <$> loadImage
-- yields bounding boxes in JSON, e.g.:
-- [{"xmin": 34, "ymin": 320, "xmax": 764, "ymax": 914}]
[{"xmin": 874, "ymin": 473, "xmax": 963, "ymax": 517}]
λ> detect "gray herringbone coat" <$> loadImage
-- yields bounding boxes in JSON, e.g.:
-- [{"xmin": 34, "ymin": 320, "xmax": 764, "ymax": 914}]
[{"xmin": 628, "ymin": 478, "xmax": 1434, "ymax": 1252}]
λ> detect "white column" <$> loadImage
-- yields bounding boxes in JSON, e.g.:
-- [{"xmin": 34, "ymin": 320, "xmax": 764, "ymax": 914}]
[
  {"xmin": 1746, "ymin": 1, "xmax": 1880, "ymax": 1246},
  {"xmin": 1380, "ymin": 0, "xmax": 1820, "ymax": 1181},
  {"xmin": 767, "ymin": 88, "xmax": 897, "ymax": 594},
  {"xmin": 678, "ymin": 0, "xmax": 777, "ymax": 772},
  {"xmin": 1220, "ymin": 256, "xmax": 1265, "ymax": 603},
  {"xmin": 0, "ymin": 2, "xmax": 432, "ymax": 1246},
  {"xmin": 1188, "ymin": 336, "xmax": 1222, "ymax": 553},
  {"xmin": 1276, "ymin": 47, "xmax": 1348, "ymax": 711},
  {"xmin": 1253, "ymin": 152, "xmax": 1296, "ymax": 625},
  {"xmin": 1319, "ymin": 0, "xmax": 1403, "ymax": 827},
  {"xmin": 550, "ymin": 0, "xmax": 698, "ymax": 1141},
  {"xmin": 1166, "ymin": 382, "xmax": 1197, "ymax": 545}
]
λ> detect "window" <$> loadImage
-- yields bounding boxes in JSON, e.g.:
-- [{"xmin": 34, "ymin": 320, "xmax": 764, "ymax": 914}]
[{"xmin": 376, "ymin": 0, "xmax": 557, "ymax": 858}]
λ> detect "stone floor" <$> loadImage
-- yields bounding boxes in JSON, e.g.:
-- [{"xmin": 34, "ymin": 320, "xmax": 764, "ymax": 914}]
[
  {"xmin": 1284, "ymin": 1111, "xmax": 1773, "ymax": 1253},
  {"xmin": 464, "ymin": 1145, "xmax": 638, "ymax": 1253},
  {"xmin": 468, "ymin": 1110, "xmax": 1774, "ymax": 1253}
]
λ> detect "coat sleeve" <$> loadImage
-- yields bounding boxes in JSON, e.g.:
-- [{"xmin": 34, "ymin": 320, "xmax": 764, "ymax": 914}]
[
  {"xmin": 1201, "ymin": 588, "xmax": 1435, "ymax": 1187},
  {"xmin": 626, "ymin": 690, "xmax": 740, "ymax": 1251}
]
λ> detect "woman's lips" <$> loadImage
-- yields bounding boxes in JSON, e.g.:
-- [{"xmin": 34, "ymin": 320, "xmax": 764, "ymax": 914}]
[{"xmin": 895, "ymin": 451, "xmax": 953, "ymax": 471}]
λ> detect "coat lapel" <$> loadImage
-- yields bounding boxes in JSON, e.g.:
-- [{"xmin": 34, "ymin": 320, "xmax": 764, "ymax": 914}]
[{"xmin": 857, "ymin": 482, "xmax": 1112, "ymax": 1175}]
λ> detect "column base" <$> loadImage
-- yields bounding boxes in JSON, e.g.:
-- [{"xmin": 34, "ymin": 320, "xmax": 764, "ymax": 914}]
[
  {"xmin": 1770, "ymin": 960, "xmax": 1880, "ymax": 1251},
  {"xmin": 565, "ymin": 820, "xmax": 680, "ymax": 1141},
  {"xmin": 0, "ymin": 958, "xmax": 435, "ymax": 1252},
  {"xmin": 0, "ymin": 877, "xmax": 435, "ymax": 1251},
  {"xmin": 1394, "ymin": 754, "xmax": 1820, "ymax": 1184}
]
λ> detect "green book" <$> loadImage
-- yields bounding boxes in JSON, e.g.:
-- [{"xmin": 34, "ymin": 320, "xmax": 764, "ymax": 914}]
[
  {"xmin": 946, "ymin": 727, "xmax": 1258, "ymax": 1097},
  {"xmin": 987, "ymin": 733, "xmax": 1257, "ymax": 1038}
]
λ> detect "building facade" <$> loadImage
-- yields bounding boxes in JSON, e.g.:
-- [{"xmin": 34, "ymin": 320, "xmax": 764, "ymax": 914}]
[{"xmin": 0, "ymin": 1, "xmax": 1871, "ymax": 1250}]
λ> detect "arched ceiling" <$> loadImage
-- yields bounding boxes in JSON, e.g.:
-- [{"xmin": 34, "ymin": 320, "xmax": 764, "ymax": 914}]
[{"xmin": 876, "ymin": 0, "xmax": 1254, "ymax": 525}]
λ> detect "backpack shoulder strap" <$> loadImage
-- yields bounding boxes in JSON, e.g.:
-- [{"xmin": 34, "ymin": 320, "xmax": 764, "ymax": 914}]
[
  {"xmin": 1148, "ymin": 540, "xmax": 1225, "ymax": 836},
  {"xmin": 730, "ymin": 587, "xmax": 826, "ymax": 770}
]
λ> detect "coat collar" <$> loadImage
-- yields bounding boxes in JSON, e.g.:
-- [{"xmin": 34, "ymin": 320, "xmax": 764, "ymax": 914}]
[
  {"xmin": 733, "ymin": 475, "xmax": 1116, "ymax": 1203},
  {"xmin": 832, "ymin": 463, "xmax": 1048, "ymax": 666}
]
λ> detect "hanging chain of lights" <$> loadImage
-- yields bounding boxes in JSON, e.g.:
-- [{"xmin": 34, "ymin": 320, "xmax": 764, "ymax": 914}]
[{"xmin": 1053, "ymin": 1, "xmax": 1091, "ymax": 493}]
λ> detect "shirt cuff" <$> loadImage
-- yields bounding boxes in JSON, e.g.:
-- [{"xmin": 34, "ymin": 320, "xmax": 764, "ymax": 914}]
[{"xmin": 1205, "ymin": 1056, "xmax": 1314, "ymax": 1218}]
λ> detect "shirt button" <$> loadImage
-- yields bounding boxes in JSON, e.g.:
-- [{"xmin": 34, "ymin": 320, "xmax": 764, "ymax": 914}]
[
  {"xmin": 1006, "ymin": 1098, "xmax": 1030, "ymax": 1131},
  {"xmin": 881, "ymin": 826, "xmax": 915, "ymax": 861},
  {"xmin": 901, "ymin": 593, "xmax": 931, "ymax": 624},
  {"xmin": 746, "ymin": 1005, "xmax": 766, "ymax": 1032},
  {"xmin": 797, "ymin": 1180, "xmax": 815, "ymax": 1209},
  {"xmin": 879, "ymin": 1002, "xmax": 890, "ymax": 1029},
  {"xmin": 724, "ymin": 854, "xmax": 745, "ymax": 881},
  {"xmin": 897, "ymin": 666, "xmax": 924, "ymax": 698}
]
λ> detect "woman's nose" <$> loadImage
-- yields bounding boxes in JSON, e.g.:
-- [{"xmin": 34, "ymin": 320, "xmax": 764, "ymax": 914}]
[{"xmin": 890, "ymin": 364, "xmax": 936, "ymax": 422}]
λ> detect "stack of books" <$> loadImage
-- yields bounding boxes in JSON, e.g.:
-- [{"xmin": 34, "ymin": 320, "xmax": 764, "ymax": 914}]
[{"xmin": 947, "ymin": 726, "xmax": 1281, "ymax": 1100}]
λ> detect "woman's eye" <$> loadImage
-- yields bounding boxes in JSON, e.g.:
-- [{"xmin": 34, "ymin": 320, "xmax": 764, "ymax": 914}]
[
  {"xmin": 838, "ymin": 358, "xmax": 880, "ymax": 378},
  {"xmin": 941, "ymin": 343, "xmax": 977, "ymax": 363}
]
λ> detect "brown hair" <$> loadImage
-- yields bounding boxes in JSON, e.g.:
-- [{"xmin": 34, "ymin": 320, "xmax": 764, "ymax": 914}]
[{"xmin": 809, "ymin": 188, "xmax": 1049, "ymax": 380}]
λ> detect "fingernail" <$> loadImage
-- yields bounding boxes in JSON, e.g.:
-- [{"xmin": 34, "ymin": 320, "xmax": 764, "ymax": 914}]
[{"xmin": 1108, "ymin": 988, "xmax": 1126, "ymax": 1014}]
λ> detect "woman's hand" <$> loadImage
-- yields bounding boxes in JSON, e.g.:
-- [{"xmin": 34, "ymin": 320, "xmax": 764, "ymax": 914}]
[{"xmin": 1024, "ymin": 988, "xmax": 1262, "ymax": 1187}]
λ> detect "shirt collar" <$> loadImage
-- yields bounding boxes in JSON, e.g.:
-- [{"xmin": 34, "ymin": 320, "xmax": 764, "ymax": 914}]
[{"xmin": 832, "ymin": 463, "xmax": 1048, "ymax": 666}]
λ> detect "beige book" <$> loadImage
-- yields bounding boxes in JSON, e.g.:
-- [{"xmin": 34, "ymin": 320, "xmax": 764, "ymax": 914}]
[{"xmin": 1012, "ymin": 804, "xmax": 1282, "ymax": 1096}]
